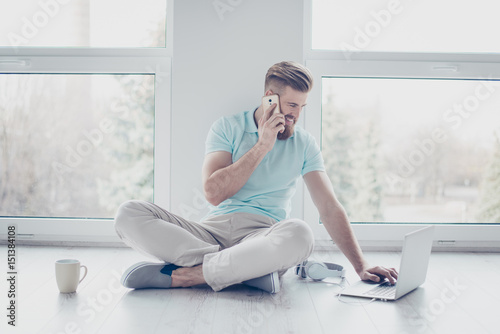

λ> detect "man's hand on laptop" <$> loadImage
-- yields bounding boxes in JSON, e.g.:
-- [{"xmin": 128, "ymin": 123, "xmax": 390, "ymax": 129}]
[{"xmin": 358, "ymin": 265, "xmax": 398, "ymax": 285}]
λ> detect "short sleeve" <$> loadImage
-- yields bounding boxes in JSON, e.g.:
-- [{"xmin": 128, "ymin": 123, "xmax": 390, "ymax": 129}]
[
  {"xmin": 302, "ymin": 134, "xmax": 325, "ymax": 176},
  {"xmin": 205, "ymin": 117, "xmax": 233, "ymax": 155}
]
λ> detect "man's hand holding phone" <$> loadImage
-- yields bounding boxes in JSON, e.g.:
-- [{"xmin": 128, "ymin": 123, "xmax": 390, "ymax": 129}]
[
  {"xmin": 258, "ymin": 94, "xmax": 285, "ymax": 152},
  {"xmin": 262, "ymin": 94, "xmax": 281, "ymax": 115}
]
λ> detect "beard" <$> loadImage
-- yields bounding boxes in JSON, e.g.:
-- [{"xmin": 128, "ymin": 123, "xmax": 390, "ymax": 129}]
[{"xmin": 277, "ymin": 122, "xmax": 295, "ymax": 140}]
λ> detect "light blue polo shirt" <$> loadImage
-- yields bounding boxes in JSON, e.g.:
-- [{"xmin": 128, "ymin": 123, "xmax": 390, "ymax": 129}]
[{"xmin": 204, "ymin": 109, "xmax": 325, "ymax": 221}]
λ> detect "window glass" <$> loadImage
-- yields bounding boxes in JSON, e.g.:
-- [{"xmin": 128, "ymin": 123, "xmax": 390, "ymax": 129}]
[
  {"xmin": 0, "ymin": 0, "xmax": 166, "ymax": 48},
  {"xmin": 312, "ymin": 0, "xmax": 500, "ymax": 54},
  {"xmin": 0, "ymin": 73, "xmax": 154, "ymax": 218},
  {"xmin": 322, "ymin": 77, "xmax": 500, "ymax": 223}
]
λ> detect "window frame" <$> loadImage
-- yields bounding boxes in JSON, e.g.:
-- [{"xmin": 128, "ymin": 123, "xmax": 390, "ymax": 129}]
[
  {"xmin": 303, "ymin": 0, "xmax": 500, "ymax": 250},
  {"xmin": 0, "ymin": 0, "xmax": 173, "ymax": 244}
]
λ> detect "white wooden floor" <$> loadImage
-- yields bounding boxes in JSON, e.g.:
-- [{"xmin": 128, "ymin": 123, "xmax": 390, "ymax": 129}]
[{"xmin": 1, "ymin": 246, "xmax": 499, "ymax": 334}]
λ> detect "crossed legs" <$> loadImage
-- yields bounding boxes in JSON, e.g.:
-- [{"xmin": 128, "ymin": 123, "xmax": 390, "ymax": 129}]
[{"xmin": 114, "ymin": 200, "xmax": 314, "ymax": 291}]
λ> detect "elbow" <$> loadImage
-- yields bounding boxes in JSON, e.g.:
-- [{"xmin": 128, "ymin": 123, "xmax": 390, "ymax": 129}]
[
  {"xmin": 319, "ymin": 204, "xmax": 348, "ymax": 225},
  {"xmin": 206, "ymin": 195, "xmax": 222, "ymax": 207},
  {"xmin": 203, "ymin": 182, "xmax": 224, "ymax": 207}
]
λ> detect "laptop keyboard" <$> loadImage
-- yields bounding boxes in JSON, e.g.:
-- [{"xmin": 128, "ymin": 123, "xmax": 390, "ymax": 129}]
[{"xmin": 363, "ymin": 282, "xmax": 396, "ymax": 297}]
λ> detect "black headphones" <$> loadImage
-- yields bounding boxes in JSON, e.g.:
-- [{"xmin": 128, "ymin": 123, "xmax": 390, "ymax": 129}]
[{"xmin": 295, "ymin": 260, "xmax": 345, "ymax": 281}]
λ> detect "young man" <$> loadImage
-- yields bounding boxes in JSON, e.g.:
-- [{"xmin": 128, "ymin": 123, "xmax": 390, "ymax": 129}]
[{"xmin": 115, "ymin": 61, "xmax": 398, "ymax": 293}]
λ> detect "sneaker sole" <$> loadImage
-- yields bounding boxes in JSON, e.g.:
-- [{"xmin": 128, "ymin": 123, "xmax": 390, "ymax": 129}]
[{"xmin": 270, "ymin": 272, "xmax": 280, "ymax": 293}]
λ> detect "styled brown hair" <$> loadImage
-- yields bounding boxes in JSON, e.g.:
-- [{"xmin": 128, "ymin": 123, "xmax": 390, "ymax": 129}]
[{"xmin": 264, "ymin": 61, "xmax": 313, "ymax": 94}]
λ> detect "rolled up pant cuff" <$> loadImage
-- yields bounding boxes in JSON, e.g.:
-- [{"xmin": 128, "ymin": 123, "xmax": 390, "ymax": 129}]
[{"xmin": 202, "ymin": 252, "xmax": 235, "ymax": 291}]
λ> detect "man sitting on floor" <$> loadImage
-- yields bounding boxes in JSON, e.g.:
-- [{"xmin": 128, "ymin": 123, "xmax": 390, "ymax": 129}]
[{"xmin": 114, "ymin": 61, "xmax": 397, "ymax": 293}]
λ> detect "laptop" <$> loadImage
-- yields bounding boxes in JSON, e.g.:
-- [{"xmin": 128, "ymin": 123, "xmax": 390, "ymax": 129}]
[{"xmin": 339, "ymin": 225, "xmax": 435, "ymax": 301}]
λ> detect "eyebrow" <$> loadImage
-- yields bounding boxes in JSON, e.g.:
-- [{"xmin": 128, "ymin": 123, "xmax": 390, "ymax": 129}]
[{"xmin": 288, "ymin": 102, "xmax": 307, "ymax": 107}]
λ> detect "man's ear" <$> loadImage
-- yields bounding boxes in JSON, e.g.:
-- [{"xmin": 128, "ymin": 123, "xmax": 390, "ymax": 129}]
[{"xmin": 264, "ymin": 90, "xmax": 274, "ymax": 96}]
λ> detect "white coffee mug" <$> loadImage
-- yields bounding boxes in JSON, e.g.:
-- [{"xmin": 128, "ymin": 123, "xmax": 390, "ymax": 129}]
[{"xmin": 55, "ymin": 259, "xmax": 88, "ymax": 293}]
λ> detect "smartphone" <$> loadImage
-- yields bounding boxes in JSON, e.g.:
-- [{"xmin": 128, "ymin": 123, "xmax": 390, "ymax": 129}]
[{"xmin": 262, "ymin": 94, "xmax": 281, "ymax": 115}]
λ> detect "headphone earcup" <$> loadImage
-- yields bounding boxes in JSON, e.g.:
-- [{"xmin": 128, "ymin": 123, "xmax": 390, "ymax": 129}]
[{"xmin": 306, "ymin": 262, "xmax": 328, "ymax": 281}]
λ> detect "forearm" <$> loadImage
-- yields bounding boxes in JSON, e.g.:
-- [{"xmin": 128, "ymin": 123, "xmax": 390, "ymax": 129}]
[
  {"xmin": 204, "ymin": 142, "xmax": 268, "ymax": 206},
  {"xmin": 321, "ymin": 207, "xmax": 369, "ymax": 275},
  {"xmin": 305, "ymin": 171, "xmax": 396, "ymax": 283}
]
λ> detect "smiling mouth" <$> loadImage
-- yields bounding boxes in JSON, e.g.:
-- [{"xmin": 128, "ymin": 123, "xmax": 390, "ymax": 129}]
[{"xmin": 284, "ymin": 115, "xmax": 295, "ymax": 124}]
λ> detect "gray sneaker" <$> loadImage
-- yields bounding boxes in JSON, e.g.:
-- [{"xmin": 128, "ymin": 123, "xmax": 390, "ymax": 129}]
[
  {"xmin": 121, "ymin": 261, "xmax": 180, "ymax": 289},
  {"xmin": 242, "ymin": 271, "xmax": 280, "ymax": 293}
]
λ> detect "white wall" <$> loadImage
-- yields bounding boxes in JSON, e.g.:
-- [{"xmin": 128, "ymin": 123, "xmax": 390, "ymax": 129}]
[{"xmin": 170, "ymin": 0, "xmax": 305, "ymax": 220}]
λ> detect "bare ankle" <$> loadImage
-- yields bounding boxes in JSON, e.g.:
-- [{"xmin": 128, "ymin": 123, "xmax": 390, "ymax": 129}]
[{"xmin": 171, "ymin": 265, "xmax": 206, "ymax": 288}]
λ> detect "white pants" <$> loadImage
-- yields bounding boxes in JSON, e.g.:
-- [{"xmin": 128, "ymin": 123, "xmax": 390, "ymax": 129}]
[{"xmin": 114, "ymin": 200, "xmax": 314, "ymax": 291}]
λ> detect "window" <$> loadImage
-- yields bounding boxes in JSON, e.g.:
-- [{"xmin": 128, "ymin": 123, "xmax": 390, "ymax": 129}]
[
  {"xmin": 321, "ymin": 77, "xmax": 500, "ymax": 224},
  {"xmin": 304, "ymin": 0, "xmax": 500, "ymax": 247},
  {"xmin": 0, "ymin": 0, "xmax": 166, "ymax": 48},
  {"xmin": 0, "ymin": 1, "xmax": 171, "ymax": 243},
  {"xmin": 0, "ymin": 74, "xmax": 155, "ymax": 219},
  {"xmin": 311, "ymin": 0, "xmax": 500, "ymax": 54}
]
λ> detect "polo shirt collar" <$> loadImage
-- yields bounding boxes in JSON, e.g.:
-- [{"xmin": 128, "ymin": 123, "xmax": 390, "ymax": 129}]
[
  {"xmin": 245, "ymin": 108, "xmax": 259, "ymax": 133},
  {"xmin": 245, "ymin": 108, "xmax": 295, "ymax": 138}
]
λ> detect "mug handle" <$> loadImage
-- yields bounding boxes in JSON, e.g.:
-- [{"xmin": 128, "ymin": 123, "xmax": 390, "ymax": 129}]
[{"xmin": 79, "ymin": 265, "xmax": 88, "ymax": 283}]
